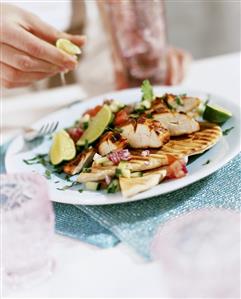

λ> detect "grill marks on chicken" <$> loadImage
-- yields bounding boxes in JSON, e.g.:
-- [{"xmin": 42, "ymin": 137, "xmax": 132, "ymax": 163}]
[
  {"xmin": 120, "ymin": 118, "xmax": 170, "ymax": 148},
  {"xmin": 63, "ymin": 148, "xmax": 95, "ymax": 175},
  {"xmin": 98, "ymin": 131, "xmax": 128, "ymax": 156}
]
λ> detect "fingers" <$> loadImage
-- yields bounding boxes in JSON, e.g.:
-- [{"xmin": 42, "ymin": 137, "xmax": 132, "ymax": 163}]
[
  {"xmin": 165, "ymin": 48, "xmax": 180, "ymax": 85},
  {"xmin": 2, "ymin": 25, "xmax": 78, "ymax": 70},
  {"xmin": 165, "ymin": 47, "xmax": 192, "ymax": 85},
  {"xmin": 26, "ymin": 13, "xmax": 86, "ymax": 47},
  {"xmin": 1, "ymin": 78, "xmax": 31, "ymax": 89},
  {"xmin": 0, "ymin": 43, "xmax": 62, "ymax": 73},
  {"xmin": 0, "ymin": 62, "xmax": 56, "ymax": 86}
]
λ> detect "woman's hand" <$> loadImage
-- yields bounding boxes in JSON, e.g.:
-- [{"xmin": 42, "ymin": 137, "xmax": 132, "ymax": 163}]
[
  {"xmin": 0, "ymin": 4, "xmax": 85, "ymax": 88},
  {"xmin": 165, "ymin": 47, "xmax": 192, "ymax": 85}
]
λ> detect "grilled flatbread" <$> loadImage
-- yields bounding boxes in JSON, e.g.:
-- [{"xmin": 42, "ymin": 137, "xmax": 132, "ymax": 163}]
[
  {"xmin": 119, "ymin": 169, "xmax": 166, "ymax": 198},
  {"xmin": 158, "ymin": 122, "xmax": 222, "ymax": 157}
]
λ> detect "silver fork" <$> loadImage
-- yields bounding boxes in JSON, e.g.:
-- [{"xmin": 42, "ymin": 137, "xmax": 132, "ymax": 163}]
[{"xmin": 23, "ymin": 121, "xmax": 59, "ymax": 142}]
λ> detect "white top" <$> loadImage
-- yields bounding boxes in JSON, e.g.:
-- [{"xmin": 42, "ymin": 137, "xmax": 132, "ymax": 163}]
[{"xmin": 3, "ymin": 52, "xmax": 240, "ymax": 297}]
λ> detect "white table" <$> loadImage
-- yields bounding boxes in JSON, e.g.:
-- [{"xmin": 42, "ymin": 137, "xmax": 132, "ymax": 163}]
[{"xmin": 3, "ymin": 53, "xmax": 240, "ymax": 298}]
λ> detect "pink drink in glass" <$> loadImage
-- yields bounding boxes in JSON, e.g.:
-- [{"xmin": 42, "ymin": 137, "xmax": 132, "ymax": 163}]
[
  {"xmin": 151, "ymin": 208, "xmax": 240, "ymax": 298},
  {"xmin": 1, "ymin": 173, "xmax": 55, "ymax": 290},
  {"xmin": 98, "ymin": 0, "xmax": 167, "ymax": 89}
]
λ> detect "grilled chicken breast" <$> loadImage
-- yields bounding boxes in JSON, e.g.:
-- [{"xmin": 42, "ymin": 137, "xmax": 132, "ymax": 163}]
[
  {"xmin": 120, "ymin": 118, "xmax": 170, "ymax": 148},
  {"xmin": 98, "ymin": 131, "xmax": 128, "ymax": 156},
  {"xmin": 164, "ymin": 94, "xmax": 201, "ymax": 113},
  {"xmin": 63, "ymin": 148, "xmax": 95, "ymax": 175},
  {"xmin": 153, "ymin": 112, "xmax": 200, "ymax": 136}
]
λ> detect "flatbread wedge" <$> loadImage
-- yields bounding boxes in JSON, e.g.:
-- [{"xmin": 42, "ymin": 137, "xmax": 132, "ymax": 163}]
[
  {"xmin": 158, "ymin": 122, "xmax": 222, "ymax": 157},
  {"xmin": 119, "ymin": 169, "xmax": 167, "ymax": 198}
]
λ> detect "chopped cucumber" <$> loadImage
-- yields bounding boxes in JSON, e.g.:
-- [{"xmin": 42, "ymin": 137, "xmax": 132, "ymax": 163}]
[
  {"xmin": 117, "ymin": 161, "xmax": 131, "ymax": 178},
  {"xmin": 107, "ymin": 179, "xmax": 120, "ymax": 193},
  {"xmin": 131, "ymin": 172, "xmax": 143, "ymax": 178},
  {"xmin": 85, "ymin": 182, "xmax": 100, "ymax": 191}
]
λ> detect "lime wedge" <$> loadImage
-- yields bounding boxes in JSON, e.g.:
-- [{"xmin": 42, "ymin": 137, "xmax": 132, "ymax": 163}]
[
  {"xmin": 49, "ymin": 130, "xmax": 76, "ymax": 165},
  {"xmin": 56, "ymin": 38, "xmax": 81, "ymax": 55},
  {"xmin": 203, "ymin": 103, "xmax": 232, "ymax": 123},
  {"xmin": 77, "ymin": 105, "xmax": 112, "ymax": 146}
]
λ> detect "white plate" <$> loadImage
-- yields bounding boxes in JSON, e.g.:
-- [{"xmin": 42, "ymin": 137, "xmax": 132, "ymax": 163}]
[{"xmin": 5, "ymin": 87, "xmax": 240, "ymax": 205}]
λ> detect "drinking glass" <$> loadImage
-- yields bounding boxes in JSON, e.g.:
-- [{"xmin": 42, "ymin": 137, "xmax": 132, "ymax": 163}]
[
  {"xmin": 98, "ymin": 0, "xmax": 167, "ymax": 89},
  {"xmin": 1, "ymin": 173, "xmax": 55, "ymax": 290},
  {"xmin": 151, "ymin": 208, "xmax": 240, "ymax": 298}
]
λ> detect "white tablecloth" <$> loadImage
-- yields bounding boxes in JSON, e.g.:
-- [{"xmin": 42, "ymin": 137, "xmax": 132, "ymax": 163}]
[{"xmin": 3, "ymin": 52, "xmax": 240, "ymax": 298}]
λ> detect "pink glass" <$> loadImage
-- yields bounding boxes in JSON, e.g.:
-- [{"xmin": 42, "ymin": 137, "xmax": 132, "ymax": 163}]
[
  {"xmin": 1, "ymin": 173, "xmax": 55, "ymax": 290},
  {"xmin": 98, "ymin": 0, "xmax": 167, "ymax": 89},
  {"xmin": 151, "ymin": 208, "xmax": 240, "ymax": 298}
]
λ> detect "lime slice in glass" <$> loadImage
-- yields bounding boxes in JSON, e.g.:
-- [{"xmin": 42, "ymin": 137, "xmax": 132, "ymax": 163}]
[
  {"xmin": 203, "ymin": 104, "xmax": 232, "ymax": 123},
  {"xmin": 56, "ymin": 38, "xmax": 81, "ymax": 55},
  {"xmin": 49, "ymin": 130, "xmax": 76, "ymax": 165},
  {"xmin": 77, "ymin": 105, "xmax": 112, "ymax": 146}
]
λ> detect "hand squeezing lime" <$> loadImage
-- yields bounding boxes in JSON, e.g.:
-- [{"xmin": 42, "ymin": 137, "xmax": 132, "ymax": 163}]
[{"xmin": 56, "ymin": 38, "xmax": 81, "ymax": 56}]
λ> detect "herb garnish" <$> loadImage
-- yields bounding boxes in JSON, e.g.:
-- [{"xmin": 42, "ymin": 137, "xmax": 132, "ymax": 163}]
[
  {"xmin": 44, "ymin": 169, "xmax": 52, "ymax": 179},
  {"xmin": 202, "ymin": 160, "xmax": 210, "ymax": 165},
  {"xmin": 23, "ymin": 154, "xmax": 48, "ymax": 166},
  {"xmin": 83, "ymin": 122, "xmax": 89, "ymax": 130},
  {"xmin": 222, "ymin": 127, "xmax": 234, "ymax": 136},
  {"xmin": 165, "ymin": 101, "xmax": 174, "ymax": 110},
  {"xmin": 82, "ymin": 167, "xmax": 91, "ymax": 173},
  {"xmin": 115, "ymin": 168, "xmax": 122, "ymax": 177},
  {"xmin": 57, "ymin": 181, "xmax": 79, "ymax": 191},
  {"xmin": 78, "ymin": 189, "xmax": 83, "ymax": 193},
  {"xmin": 141, "ymin": 80, "xmax": 154, "ymax": 101},
  {"xmin": 175, "ymin": 96, "xmax": 184, "ymax": 106},
  {"xmin": 84, "ymin": 139, "xmax": 89, "ymax": 150},
  {"xmin": 146, "ymin": 113, "xmax": 153, "ymax": 119}
]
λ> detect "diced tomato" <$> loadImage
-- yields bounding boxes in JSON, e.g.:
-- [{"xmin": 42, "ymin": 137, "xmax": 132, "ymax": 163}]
[
  {"xmin": 114, "ymin": 109, "xmax": 129, "ymax": 126},
  {"xmin": 166, "ymin": 160, "xmax": 188, "ymax": 179},
  {"xmin": 84, "ymin": 105, "xmax": 102, "ymax": 117},
  {"xmin": 67, "ymin": 127, "xmax": 84, "ymax": 143}
]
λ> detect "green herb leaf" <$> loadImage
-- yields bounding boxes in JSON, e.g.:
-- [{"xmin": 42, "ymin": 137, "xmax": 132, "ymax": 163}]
[
  {"xmin": 44, "ymin": 169, "xmax": 51, "ymax": 179},
  {"xmin": 84, "ymin": 139, "xmax": 89, "ymax": 150},
  {"xmin": 222, "ymin": 126, "xmax": 234, "ymax": 136},
  {"xmin": 82, "ymin": 167, "xmax": 91, "ymax": 173},
  {"xmin": 78, "ymin": 189, "xmax": 83, "ymax": 193},
  {"xmin": 146, "ymin": 113, "xmax": 153, "ymax": 119},
  {"xmin": 175, "ymin": 96, "xmax": 184, "ymax": 106},
  {"xmin": 202, "ymin": 160, "xmax": 210, "ymax": 165},
  {"xmin": 83, "ymin": 122, "xmax": 89, "ymax": 130},
  {"xmin": 23, "ymin": 154, "xmax": 48, "ymax": 166},
  {"xmin": 57, "ymin": 181, "xmax": 79, "ymax": 191},
  {"xmin": 141, "ymin": 80, "xmax": 154, "ymax": 101},
  {"xmin": 165, "ymin": 101, "xmax": 174, "ymax": 110}
]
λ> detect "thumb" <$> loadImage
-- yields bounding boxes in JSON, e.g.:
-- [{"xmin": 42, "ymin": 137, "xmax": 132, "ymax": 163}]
[{"xmin": 28, "ymin": 14, "xmax": 86, "ymax": 47}]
